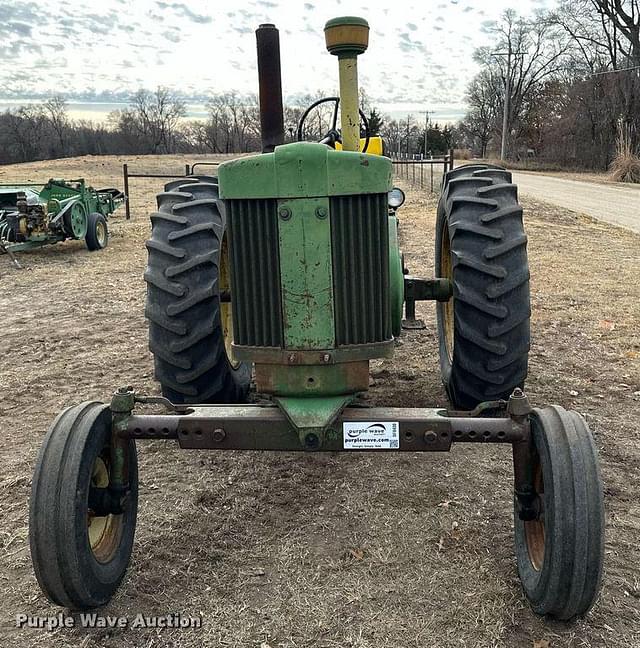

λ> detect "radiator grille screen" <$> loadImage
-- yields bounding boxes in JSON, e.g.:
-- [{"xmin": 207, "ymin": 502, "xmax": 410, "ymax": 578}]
[
  {"xmin": 330, "ymin": 194, "xmax": 391, "ymax": 346},
  {"xmin": 227, "ymin": 194, "xmax": 391, "ymax": 349},
  {"xmin": 226, "ymin": 199, "xmax": 283, "ymax": 347}
]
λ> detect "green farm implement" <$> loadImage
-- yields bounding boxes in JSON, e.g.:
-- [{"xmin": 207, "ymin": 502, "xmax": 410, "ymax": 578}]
[
  {"xmin": 0, "ymin": 178, "xmax": 124, "ymax": 266},
  {"xmin": 29, "ymin": 18, "xmax": 604, "ymax": 620}
]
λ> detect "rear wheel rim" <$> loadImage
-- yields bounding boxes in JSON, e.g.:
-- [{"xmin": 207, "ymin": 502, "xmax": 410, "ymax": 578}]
[
  {"xmin": 87, "ymin": 454, "xmax": 123, "ymax": 563},
  {"xmin": 440, "ymin": 224, "xmax": 455, "ymax": 362},
  {"xmin": 524, "ymin": 458, "xmax": 545, "ymax": 571}
]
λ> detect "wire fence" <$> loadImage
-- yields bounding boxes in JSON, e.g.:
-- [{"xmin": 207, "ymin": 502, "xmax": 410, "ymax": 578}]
[{"xmin": 391, "ymin": 149, "xmax": 454, "ymax": 193}]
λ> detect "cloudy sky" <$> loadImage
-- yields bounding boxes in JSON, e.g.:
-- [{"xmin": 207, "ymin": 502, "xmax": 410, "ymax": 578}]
[{"xmin": 1, "ymin": 0, "xmax": 549, "ymax": 120}]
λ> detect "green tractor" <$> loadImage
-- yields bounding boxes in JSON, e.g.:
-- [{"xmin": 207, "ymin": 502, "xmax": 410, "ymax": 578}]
[
  {"xmin": 29, "ymin": 18, "xmax": 604, "ymax": 620},
  {"xmin": 0, "ymin": 178, "xmax": 124, "ymax": 266}
]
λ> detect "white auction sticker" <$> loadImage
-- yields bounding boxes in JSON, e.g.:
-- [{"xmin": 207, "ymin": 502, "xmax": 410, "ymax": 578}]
[{"xmin": 343, "ymin": 422, "xmax": 400, "ymax": 449}]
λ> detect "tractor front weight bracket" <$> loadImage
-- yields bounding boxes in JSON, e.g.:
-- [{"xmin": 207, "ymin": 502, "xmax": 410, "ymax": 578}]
[{"xmin": 113, "ymin": 389, "xmax": 532, "ymax": 454}]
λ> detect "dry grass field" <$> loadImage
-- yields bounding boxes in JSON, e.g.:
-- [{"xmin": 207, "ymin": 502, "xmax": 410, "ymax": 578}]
[{"xmin": 0, "ymin": 155, "xmax": 639, "ymax": 647}]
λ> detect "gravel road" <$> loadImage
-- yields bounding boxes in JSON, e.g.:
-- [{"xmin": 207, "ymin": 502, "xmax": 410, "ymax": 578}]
[{"xmin": 511, "ymin": 170, "xmax": 640, "ymax": 233}]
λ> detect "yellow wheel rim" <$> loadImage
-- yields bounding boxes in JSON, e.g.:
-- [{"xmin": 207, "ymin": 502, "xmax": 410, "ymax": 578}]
[
  {"xmin": 524, "ymin": 460, "xmax": 546, "ymax": 571},
  {"xmin": 220, "ymin": 235, "xmax": 240, "ymax": 369},
  {"xmin": 440, "ymin": 224, "xmax": 455, "ymax": 362},
  {"xmin": 96, "ymin": 220, "xmax": 107, "ymax": 247},
  {"xmin": 87, "ymin": 455, "xmax": 122, "ymax": 563}
]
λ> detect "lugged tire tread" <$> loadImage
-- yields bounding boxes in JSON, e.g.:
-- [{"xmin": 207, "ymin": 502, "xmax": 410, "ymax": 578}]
[
  {"xmin": 435, "ymin": 164, "xmax": 530, "ymax": 408},
  {"xmin": 145, "ymin": 184, "xmax": 250, "ymax": 404}
]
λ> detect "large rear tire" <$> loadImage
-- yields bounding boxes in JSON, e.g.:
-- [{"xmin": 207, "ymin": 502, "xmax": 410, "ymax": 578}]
[
  {"xmin": 144, "ymin": 177, "xmax": 250, "ymax": 404},
  {"xmin": 435, "ymin": 164, "xmax": 530, "ymax": 409}
]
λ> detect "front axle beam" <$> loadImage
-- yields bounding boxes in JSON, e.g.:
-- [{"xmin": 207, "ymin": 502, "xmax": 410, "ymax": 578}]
[{"xmin": 122, "ymin": 405, "xmax": 528, "ymax": 452}]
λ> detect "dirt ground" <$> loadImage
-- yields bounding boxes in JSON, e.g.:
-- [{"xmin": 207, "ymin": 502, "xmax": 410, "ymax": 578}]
[{"xmin": 0, "ymin": 155, "xmax": 639, "ymax": 648}]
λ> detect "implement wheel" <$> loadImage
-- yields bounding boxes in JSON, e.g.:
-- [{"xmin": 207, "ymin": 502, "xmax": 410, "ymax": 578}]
[
  {"xmin": 435, "ymin": 164, "xmax": 530, "ymax": 409},
  {"xmin": 145, "ymin": 177, "xmax": 250, "ymax": 404},
  {"xmin": 515, "ymin": 406, "xmax": 604, "ymax": 620},
  {"xmin": 85, "ymin": 212, "xmax": 109, "ymax": 251},
  {"xmin": 29, "ymin": 402, "xmax": 138, "ymax": 609}
]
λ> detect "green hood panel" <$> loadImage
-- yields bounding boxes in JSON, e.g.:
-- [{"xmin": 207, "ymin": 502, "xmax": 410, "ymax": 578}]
[{"xmin": 218, "ymin": 142, "xmax": 393, "ymax": 199}]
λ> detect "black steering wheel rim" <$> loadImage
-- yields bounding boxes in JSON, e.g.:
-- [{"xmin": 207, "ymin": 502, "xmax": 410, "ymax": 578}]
[{"xmin": 296, "ymin": 96, "xmax": 370, "ymax": 153}]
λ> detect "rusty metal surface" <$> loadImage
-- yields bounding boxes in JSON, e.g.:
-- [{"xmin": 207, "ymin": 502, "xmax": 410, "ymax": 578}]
[
  {"xmin": 232, "ymin": 340, "xmax": 395, "ymax": 364},
  {"xmin": 123, "ymin": 406, "xmax": 528, "ymax": 452},
  {"xmin": 254, "ymin": 361, "xmax": 369, "ymax": 396},
  {"xmin": 256, "ymin": 24, "xmax": 285, "ymax": 153}
]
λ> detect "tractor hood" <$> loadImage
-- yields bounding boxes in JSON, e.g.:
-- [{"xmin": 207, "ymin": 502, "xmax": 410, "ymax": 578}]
[{"xmin": 218, "ymin": 141, "xmax": 392, "ymax": 199}]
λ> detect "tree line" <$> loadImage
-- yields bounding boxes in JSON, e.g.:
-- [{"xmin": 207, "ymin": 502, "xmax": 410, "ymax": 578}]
[
  {"xmin": 0, "ymin": 86, "xmax": 458, "ymax": 166},
  {"xmin": 458, "ymin": 0, "xmax": 640, "ymax": 169},
  {"xmin": 1, "ymin": 0, "xmax": 637, "ymax": 171}
]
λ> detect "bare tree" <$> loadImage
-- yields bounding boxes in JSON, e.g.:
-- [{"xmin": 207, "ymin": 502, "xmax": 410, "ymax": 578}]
[
  {"xmin": 591, "ymin": 0, "xmax": 640, "ymax": 65},
  {"xmin": 462, "ymin": 70, "xmax": 500, "ymax": 156},
  {"xmin": 43, "ymin": 96, "xmax": 70, "ymax": 156},
  {"xmin": 205, "ymin": 92, "xmax": 260, "ymax": 153},
  {"xmin": 475, "ymin": 10, "xmax": 570, "ymax": 157},
  {"xmin": 112, "ymin": 87, "xmax": 186, "ymax": 154}
]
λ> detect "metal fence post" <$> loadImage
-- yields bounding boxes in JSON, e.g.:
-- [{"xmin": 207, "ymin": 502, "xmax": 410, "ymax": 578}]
[{"xmin": 123, "ymin": 163, "xmax": 130, "ymax": 220}]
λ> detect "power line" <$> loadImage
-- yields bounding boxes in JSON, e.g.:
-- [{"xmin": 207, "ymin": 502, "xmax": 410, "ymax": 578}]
[{"xmin": 591, "ymin": 64, "xmax": 640, "ymax": 75}]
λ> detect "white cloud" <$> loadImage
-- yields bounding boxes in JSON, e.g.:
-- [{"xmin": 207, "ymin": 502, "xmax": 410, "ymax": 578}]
[{"xmin": 0, "ymin": 0, "xmax": 550, "ymax": 121}]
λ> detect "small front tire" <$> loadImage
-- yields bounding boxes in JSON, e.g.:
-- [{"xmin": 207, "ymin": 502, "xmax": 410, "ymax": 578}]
[
  {"xmin": 29, "ymin": 402, "xmax": 138, "ymax": 609},
  {"xmin": 514, "ymin": 406, "xmax": 604, "ymax": 620}
]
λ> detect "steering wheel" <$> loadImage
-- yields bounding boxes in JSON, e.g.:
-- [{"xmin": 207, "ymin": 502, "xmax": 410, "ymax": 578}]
[{"xmin": 296, "ymin": 96, "xmax": 370, "ymax": 153}]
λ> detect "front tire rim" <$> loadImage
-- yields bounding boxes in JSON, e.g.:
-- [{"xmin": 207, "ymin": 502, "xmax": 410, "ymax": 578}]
[
  {"xmin": 440, "ymin": 223, "xmax": 455, "ymax": 362},
  {"xmin": 524, "ymin": 458, "xmax": 545, "ymax": 571},
  {"xmin": 96, "ymin": 220, "xmax": 107, "ymax": 247},
  {"xmin": 219, "ymin": 235, "xmax": 240, "ymax": 369},
  {"xmin": 87, "ymin": 453, "xmax": 123, "ymax": 563}
]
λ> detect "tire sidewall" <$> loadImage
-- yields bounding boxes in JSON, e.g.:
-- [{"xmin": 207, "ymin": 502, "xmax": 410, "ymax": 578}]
[
  {"xmin": 434, "ymin": 199, "xmax": 456, "ymax": 399},
  {"xmin": 86, "ymin": 212, "xmax": 108, "ymax": 251},
  {"xmin": 514, "ymin": 408, "xmax": 575, "ymax": 614},
  {"xmin": 62, "ymin": 406, "xmax": 138, "ymax": 607}
]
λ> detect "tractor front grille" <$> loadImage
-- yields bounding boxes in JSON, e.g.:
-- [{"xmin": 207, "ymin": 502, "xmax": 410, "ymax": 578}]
[
  {"xmin": 330, "ymin": 194, "xmax": 391, "ymax": 346},
  {"xmin": 226, "ymin": 198, "xmax": 283, "ymax": 347},
  {"xmin": 226, "ymin": 193, "xmax": 391, "ymax": 350}
]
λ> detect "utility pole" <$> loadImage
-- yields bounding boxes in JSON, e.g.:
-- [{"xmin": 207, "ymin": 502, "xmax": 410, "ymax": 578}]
[
  {"xmin": 424, "ymin": 110, "xmax": 430, "ymax": 158},
  {"xmin": 501, "ymin": 43, "xmax": 511, "ymax": 161},
  {"xmin": 492, "ymin": 45, "xmax": 523, "ymax": 161}
]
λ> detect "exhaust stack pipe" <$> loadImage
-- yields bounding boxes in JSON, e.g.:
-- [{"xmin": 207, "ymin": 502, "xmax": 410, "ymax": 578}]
[{"xmin": 255, "ymin": 23, "xmax": 285, "ymax": 153}]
